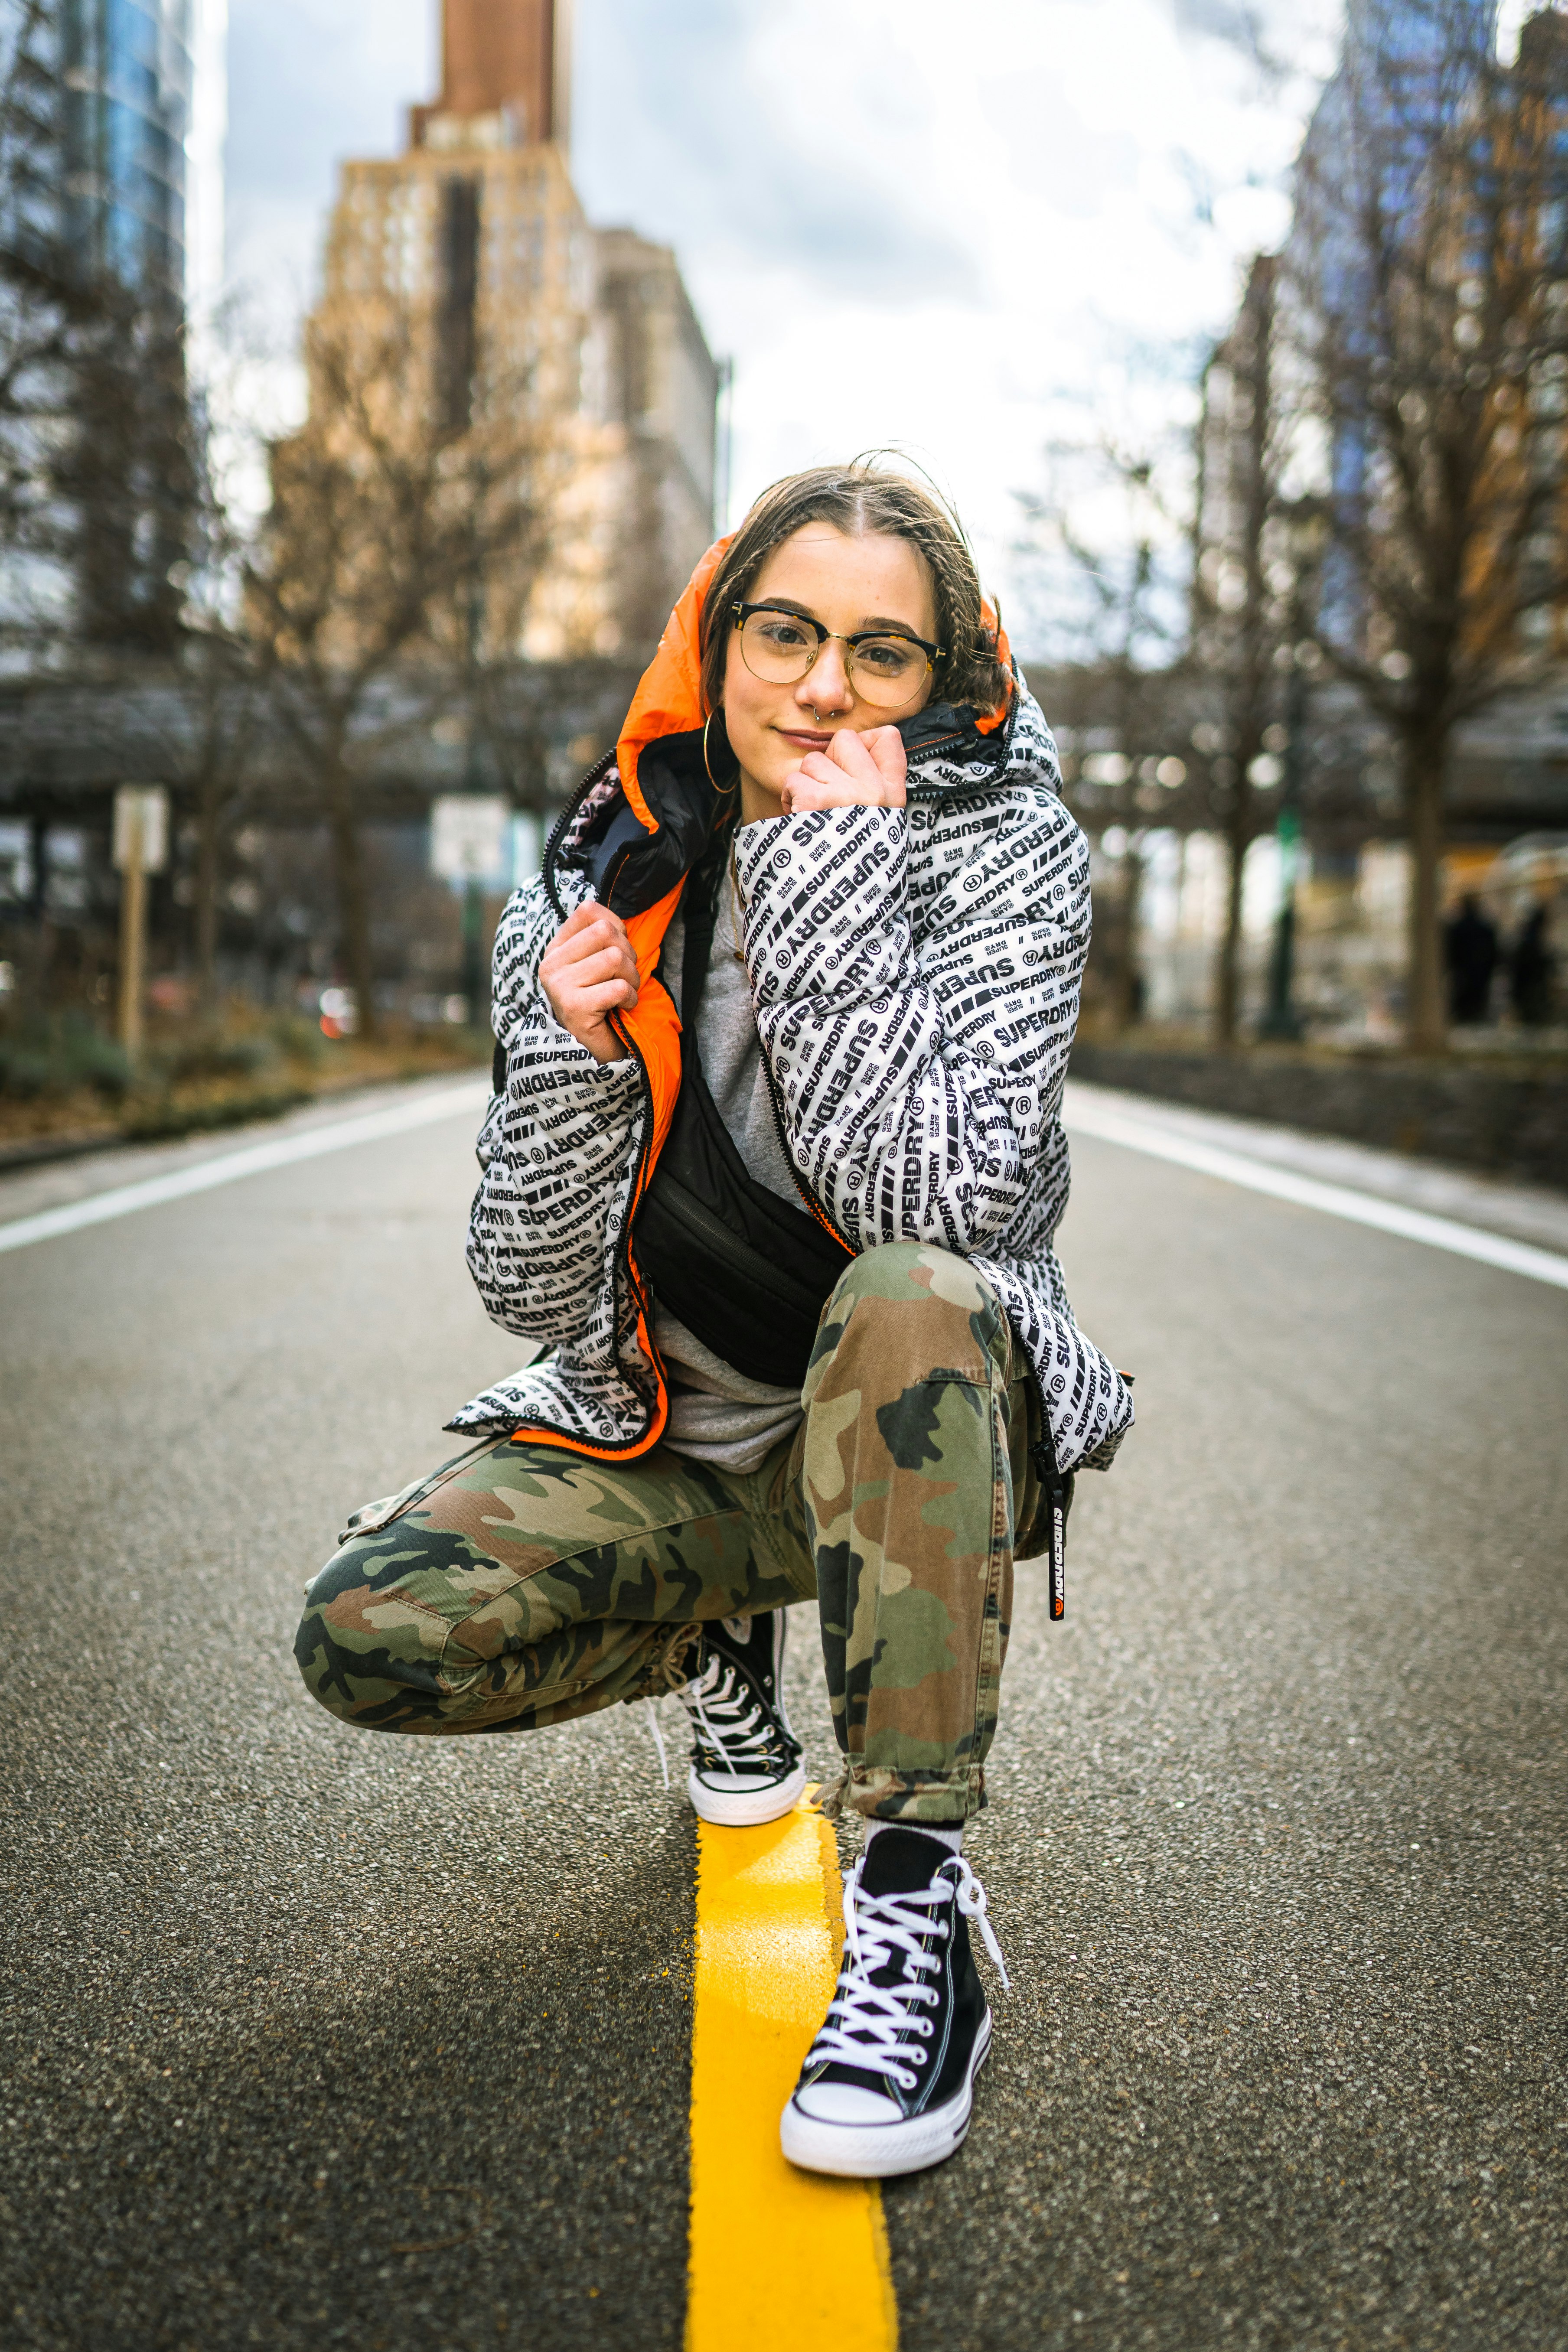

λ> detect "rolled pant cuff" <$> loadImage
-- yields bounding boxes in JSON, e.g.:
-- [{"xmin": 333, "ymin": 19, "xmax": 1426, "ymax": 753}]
[{"xmin": 842, "ymin": 1766, "xmax": 986, "ymax": 1825}]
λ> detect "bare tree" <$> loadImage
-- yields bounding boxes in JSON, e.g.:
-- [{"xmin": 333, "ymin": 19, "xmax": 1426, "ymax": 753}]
[
  {"xmin": 178, "ymin": 392, "xmax": 262, "ymax": 1014},
  {"xmin": 1288, "ymin": 2, "xmax": 1568, "ymax": 1051},
  {"xmin": 245, "ymin": 303, "xmax": 556, "ymax": 1038},
  {"xmin": 1019, "ymin": 439, "xmax": 1187, "ymax": 1029}
]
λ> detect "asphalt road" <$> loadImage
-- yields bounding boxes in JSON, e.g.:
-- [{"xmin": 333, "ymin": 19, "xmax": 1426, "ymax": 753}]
[{"xmin": 2, "ymin": 1090, "xmax": 1564, "ymax": 2352}]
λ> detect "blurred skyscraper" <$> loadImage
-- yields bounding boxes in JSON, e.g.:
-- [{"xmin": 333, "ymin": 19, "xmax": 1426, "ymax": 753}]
[
  {"xmin": 303, "ymin": 0, "xmax": 719, "ymax": 664},
  {"xmin": 28, "ymin": 0, "xmax": 225, "ymax": 308},
  {"xmin": 409, "ymin": 0, "xmax": 570, "ymax": 150},
  {"xmin": 60, "ymin": 0, "xmax": 193, "ymax": 292},
  {"xmin": 1291, "ymin": 0, "xmax": 1503, "ymax": 639},
  {"xmin": 0, "ymin": 0, "xmax": 227, "ymax": 661}
]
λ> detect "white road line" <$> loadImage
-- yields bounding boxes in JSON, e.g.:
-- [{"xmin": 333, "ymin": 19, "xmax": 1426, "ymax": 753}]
[
  {"xmin": 8, "ymin": 1068, "xmax": 1559, "ymax": 1294},
  {"xmin": 1062, "ymin": 1091, "xmax": 1568, "ymax": 1292},
  {"xmin": 0, "ymin": 1079, "xmax": 491, "ymax": 1258}
]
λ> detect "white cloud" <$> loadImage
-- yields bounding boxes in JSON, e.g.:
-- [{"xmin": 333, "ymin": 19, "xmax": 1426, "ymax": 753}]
[
  {"xmin": 225, "ymin": 0, "xmax": 1343, "ymax": 601},
  {"xmin": 571, "ymin": 0, "xmax": 1340, "ymax": 589}
]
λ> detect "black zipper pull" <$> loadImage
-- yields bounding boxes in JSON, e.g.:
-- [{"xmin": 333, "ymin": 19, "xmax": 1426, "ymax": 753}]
[{"xmin": 1031, "ymin": 1421, "xmax": 1068, "ymax": 1622}]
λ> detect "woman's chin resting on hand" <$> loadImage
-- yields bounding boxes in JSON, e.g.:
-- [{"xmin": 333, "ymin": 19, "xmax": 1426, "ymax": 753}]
[{"xmin": 779, "ymin": 724, "xmax": 907, "ymax": 816}]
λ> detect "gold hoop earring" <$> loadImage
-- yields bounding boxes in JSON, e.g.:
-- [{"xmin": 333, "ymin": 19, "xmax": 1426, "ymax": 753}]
[{"xmin": 703, "ymin": 710, "xmax": 736, "ymax": 801}]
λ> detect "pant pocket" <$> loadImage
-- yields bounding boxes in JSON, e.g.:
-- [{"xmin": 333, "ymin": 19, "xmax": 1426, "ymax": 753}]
[{"xmin": 336, "ymin": 1438, "xmax": 501, "ymax": 1548}]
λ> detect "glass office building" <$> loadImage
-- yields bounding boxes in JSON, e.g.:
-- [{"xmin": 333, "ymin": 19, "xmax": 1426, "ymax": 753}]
[{"xmin": 61, "ymin": 0, "xmax": 195, "ymax": 293}]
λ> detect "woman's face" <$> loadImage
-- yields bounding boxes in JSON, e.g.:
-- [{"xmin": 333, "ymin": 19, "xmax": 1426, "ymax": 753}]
[{"xmin": 720, "ymin": 524, "xmax": 938, "ymax": 814}]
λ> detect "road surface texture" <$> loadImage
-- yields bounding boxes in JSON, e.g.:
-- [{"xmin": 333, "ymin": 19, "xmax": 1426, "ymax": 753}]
[{"xmin": 2, "ymin": 1081, "xmax": 1563, "ymax": 2351}]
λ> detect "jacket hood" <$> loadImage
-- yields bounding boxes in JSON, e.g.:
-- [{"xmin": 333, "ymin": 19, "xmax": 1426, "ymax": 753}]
[{"xmin": 613, "ymin": 534, "xmax": 1018, "ymax": 837}]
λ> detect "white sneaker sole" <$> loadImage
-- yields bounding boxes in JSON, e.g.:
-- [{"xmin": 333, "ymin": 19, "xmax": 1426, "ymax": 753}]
[
  {"xmin": 687, "ymin": 1760, "xmax": 808, "ymax": 1827},
  {"xmin": 780, "ymin": 2011, "xmax": 993, "ymax": 2178}
]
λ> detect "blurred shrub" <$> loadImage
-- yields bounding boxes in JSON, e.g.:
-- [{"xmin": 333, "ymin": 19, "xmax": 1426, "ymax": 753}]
[
  {"xmin": 267, "ymin": 1012, "xmax": 329, "ymax": 1068},
  {"xmin": 148, "ymin": 1032, "xmax": 280, "ymax": 1087},
  {"xmin": 0, "ymin": 1016, "xmax": 132, "ymax": 1101},
  {"xmin": 125, "ymin": 1087, "xmax": 310, "ymax": 1142}
]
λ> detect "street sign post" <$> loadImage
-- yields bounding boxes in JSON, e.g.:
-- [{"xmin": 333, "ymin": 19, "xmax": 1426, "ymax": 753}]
[
  {"xmin": 430, "ymin": 796, "xmax": 510, "ymax": 1025},
  {"xmin": 430, "ymin": 795, "xmax": 509, "ymax": 883},
  {"xmin": 113, "ymin": 785, "xmax": 170, "ymax": 1061}
]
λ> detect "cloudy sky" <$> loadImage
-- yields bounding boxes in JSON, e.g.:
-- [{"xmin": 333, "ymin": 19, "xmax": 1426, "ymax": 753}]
[{"xmin": 226, "ymin": 0, "xmax": 1359, "ymax": 604}]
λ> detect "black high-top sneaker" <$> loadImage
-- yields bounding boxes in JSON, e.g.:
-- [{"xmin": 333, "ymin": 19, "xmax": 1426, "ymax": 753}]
[
  {"xmin": 673, "ymin": 1611, "xmax": 806, "ymax": 1827},
  {"xmin": 780, "ymin": 1826, "xmax": 1009, "ymax": 2178}
]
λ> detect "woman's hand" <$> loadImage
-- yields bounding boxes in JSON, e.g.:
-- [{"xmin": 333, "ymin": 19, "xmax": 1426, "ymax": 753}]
[
  {"xmin": 780, "ymin": 725, "xmax": 907, "ymax": 815},
  {"xmin": 539, "ymin": 901, "xmax": 639, "ymax": 1063}
]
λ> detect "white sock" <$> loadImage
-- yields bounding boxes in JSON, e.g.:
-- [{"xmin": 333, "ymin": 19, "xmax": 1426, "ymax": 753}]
[{"xmin": 864, "ymin": 1819, "xmax": 964, "ymax": 1854}]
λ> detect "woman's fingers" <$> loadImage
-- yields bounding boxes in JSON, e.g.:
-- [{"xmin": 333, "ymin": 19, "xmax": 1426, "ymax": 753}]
[
  {"xmin": 782, "ymin": 728, "xmax": 907, "ymax": 812},
  {"xmin": 781, "ymin": 756, "xmax": 907, "ymax": 813},
  {"xmin": 557, "ymin": 938, "xmax": 638, "ymax": 987},
  {"xmin": 781, "ymin": 779, "xmax": 907, "ymax": 812},
  {"xmin": 573, "ymin": 976, "xmax": 639, "ymax": 1014},
  {"xmin": 548, "ymin": 904, "xmax": 631, "ymax": 966},
  {"xmin": 824, "ymin": 727, "xmax": 883, "ymax": 781},
  {"xmin": 555, "ymin": 945, "xmax": 637, "ymax": 991},
  {"xmin": 543, "ymin": 919, "xmax": 637, "ymax": 987},
  {"xmin": 541, "ymin": 903, "xmax": 639, "ymax": 1061},
  {"xmin": 859, "ymin": 725, "xmax": 908, "ymax": 789}
]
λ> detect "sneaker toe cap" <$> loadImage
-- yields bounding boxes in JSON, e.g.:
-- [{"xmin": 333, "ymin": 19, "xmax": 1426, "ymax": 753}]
[
  {"xmin": 692, "ymin": 1768, "xmax": 794, "ymax": 1794},
  {"xmin": 792, "ymin": 2082, "xmax": 903, "ymax": 2125}
]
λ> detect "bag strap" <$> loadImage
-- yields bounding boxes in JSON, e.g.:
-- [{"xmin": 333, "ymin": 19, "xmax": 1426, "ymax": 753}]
[{"xmin": 676, "ymin": 816, "xmax": 733, "ymax": 1033}]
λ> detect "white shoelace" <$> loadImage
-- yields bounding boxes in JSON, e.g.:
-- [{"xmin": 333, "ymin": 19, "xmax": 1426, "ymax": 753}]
[
  {"xmin": 673, "ymin": 1651, "xmax": 782, "ymax": 1780},
  {"xmin": 804, "ymin": 1856, "xmax": 1011, "ymax": 2095},
  {"xmin": 647, "ymin": 1700, "xmax": 671, "ymax": 1789}
]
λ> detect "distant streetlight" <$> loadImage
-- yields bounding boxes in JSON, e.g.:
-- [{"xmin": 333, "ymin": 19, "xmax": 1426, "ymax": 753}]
[{"xmin": 1258, "ymin": 502, "xmax": 1327, "ymax": 1044}]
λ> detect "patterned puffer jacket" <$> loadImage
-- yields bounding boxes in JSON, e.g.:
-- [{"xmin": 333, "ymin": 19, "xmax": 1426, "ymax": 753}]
[{"xmin": 448, "ymin": 544, "xmax": 1134, "ymax": 1478}]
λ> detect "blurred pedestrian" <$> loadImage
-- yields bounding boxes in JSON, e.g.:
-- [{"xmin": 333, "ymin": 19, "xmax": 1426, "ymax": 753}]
[
  {"xmin": 295, "ymin": 460, "xmax": 1134, "ymax": 2185},
  {"xmin": 1509, "ymin": 902, "xmax": 1556, "ymax": 1027},
  {"xmin": 1443, "ymin": 893, "xmax": 1498, "ymax": 1025}
]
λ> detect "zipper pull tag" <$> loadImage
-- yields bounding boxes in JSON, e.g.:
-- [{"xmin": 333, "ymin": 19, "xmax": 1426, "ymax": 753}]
[
  {"xmin": 1031, "ymin": 1430, "xmax": 1068, "ymax": 1622},
  {"xmin": 1047, "ymin": 1478, "xmax": 1066, "ymax": 1621}
]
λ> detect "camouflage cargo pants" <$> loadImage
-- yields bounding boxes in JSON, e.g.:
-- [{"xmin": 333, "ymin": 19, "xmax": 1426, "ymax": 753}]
[{"xmin": 293, "ymin": 1242, "xmax": 1048, "ymax": 1823}]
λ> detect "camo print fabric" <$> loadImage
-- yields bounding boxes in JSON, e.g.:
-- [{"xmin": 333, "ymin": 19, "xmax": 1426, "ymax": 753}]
[
  {"xmin": 452, "ymin": 684, "xmax": 1134, "ymax": 1478},
  {"xmin": 295, "ymin": 1244, "xmax": 1041, "ymax": 1824}
]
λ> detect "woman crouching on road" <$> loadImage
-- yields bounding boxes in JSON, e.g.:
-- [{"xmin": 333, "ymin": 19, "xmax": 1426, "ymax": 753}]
[{"xmin": 294, "ymin": 460, "xmax": 1134, "ymax": 2180}]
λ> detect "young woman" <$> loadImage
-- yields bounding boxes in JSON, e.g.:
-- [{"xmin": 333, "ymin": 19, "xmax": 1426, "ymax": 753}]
[{"xmin": 295, "ymin": 461, "xmax": 1134, "ymax": 2181}]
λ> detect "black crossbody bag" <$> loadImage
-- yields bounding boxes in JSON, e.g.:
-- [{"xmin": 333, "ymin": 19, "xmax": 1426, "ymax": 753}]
[{"xmin": 633, "ymin": 844, "xmax": 853, "ymax": 1388}]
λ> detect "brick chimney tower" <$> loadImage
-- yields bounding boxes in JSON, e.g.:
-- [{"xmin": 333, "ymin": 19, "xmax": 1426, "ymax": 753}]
[{"xmin": 411, "ymin": 0, "xmax": 572, "ymax": 150}]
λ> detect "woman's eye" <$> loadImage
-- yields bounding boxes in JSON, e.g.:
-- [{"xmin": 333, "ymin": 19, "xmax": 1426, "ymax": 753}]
[
  {"xmin": 858, "ymin": 638, "xmax": 919, "ymax": 674},
  {"xmin": 756, "ymin": 618, "xmax": 809, "ymax": 649}
]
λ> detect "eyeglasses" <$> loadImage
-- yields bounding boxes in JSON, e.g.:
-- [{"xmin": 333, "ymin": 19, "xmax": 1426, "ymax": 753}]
[{"xmin": 732, "ymin": 602, "xmax": 943, "ymax": 710}]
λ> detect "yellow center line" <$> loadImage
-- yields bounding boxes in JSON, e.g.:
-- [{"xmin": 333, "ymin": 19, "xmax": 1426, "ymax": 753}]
[{"xmin": 687, "ymin": 1795, "xmax": 899, "ymax": 2351}]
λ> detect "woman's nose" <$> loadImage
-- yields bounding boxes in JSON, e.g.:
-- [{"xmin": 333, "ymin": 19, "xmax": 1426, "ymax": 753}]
[{"xmin": 797, "ymin": 640, "xmax": 852, "ymax": 713}]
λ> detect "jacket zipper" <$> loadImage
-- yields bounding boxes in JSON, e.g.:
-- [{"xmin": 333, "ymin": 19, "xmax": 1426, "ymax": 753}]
[
  {"xmin": 506, "ymin": 753, "xmax": 666, "ymax": 1458},
  {"xmin": 725, "ymin": 844, "xmax": 855, "ymax": 1256},
  {"xmin": 756, "ymin": 1027, "xmax": 854, "ymax": 1255},
  {"xmin": 543, "ymin": 749, "xmax": 620, "ymax": 922}
]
